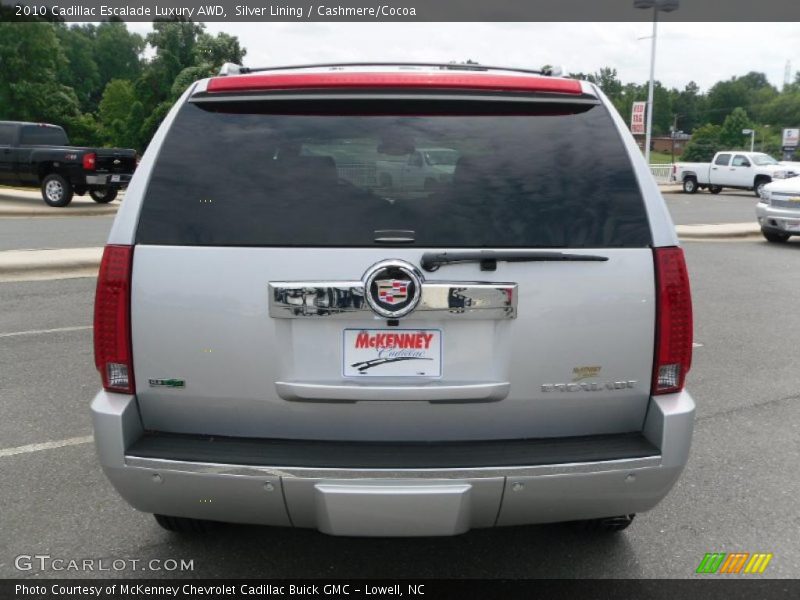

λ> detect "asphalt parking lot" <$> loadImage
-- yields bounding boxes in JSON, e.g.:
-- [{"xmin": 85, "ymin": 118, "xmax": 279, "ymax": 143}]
[
  {"xmin": 1, "ymin": 194, "xmax": 798, "ymax": 579},
  {"xmin": 663, "ymin": 190, "xmax": 761, "ymax": 225},
  {"xmin": 0, "ymin": 216, "xmax": 114, "ymax": 251}
]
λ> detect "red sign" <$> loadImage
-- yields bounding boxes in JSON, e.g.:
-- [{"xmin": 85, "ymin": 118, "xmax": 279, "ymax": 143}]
[{"xmin": 631, "ymin": 101, "xmax": 646, "ymax": 135}]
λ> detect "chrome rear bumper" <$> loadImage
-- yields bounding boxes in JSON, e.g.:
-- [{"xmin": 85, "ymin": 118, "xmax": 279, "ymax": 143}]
[{"xmin": 92, "ymin": 390, "xmax": 694, "ymax": 536}]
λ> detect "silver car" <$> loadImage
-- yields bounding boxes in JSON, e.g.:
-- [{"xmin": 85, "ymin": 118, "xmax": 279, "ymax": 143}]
[
  {"xmin": 91, "ymin": 63, "xmax": 695, "ymax": 536},
  {"xmin": 757, "ymin": 176, "xmax": 800, "ymax": 242}
]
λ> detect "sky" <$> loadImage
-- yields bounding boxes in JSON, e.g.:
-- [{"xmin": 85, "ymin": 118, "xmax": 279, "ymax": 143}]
[{"xmin": 125, "ymin": 22, "xmax": 800, "ymax": 92}]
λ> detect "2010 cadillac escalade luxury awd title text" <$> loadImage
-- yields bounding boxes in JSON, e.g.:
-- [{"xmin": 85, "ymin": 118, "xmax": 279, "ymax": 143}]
[{"xmin": 91, "ymin": 63, "xmax": 694, "ymax": 536}]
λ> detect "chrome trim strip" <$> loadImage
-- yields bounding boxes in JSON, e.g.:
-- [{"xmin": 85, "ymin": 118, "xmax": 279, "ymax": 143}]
[
  {"xmin": 275, "ymin": 381, "xmax": 510, "ymax": 402},
  {"xmin": 269, "ymin": 281, "xmax": 517, "ymax": 319},
  {"xmin": 268, "ymin": 281, "xmax": 364, "ymax": 318},
  {"xmin": 124, "ymin": 455, "xmax": 662, "ymax": 479}
]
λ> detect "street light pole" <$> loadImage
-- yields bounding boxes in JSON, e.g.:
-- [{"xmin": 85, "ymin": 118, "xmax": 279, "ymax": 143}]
[
  {"xmin": 644, "ymin": 8, "xmax": 658, "ymax": 165},
  {"xmin": 635, "ymin": 0, "xmax": 679, "ymax": 165}
]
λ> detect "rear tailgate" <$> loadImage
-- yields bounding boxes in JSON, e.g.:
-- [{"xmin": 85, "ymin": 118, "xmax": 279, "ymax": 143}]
[
  {"xmin": 131, "ymin": 247, "xmax": 654, "ymax": 440},
  {"xmin": 129, "ymin": 75, "xmax": 657, "ymax": 442},
  {"xmin": 94, "ymin": 148, "xmax": 136, "ymax": 174}
]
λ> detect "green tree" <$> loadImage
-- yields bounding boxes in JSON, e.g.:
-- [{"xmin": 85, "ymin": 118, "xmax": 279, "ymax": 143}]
[
  {"xmin": 146, "ymin": 20, "xmax": 205, "ymax": 85},
  {"xmin": 704, "ymin": 72, "xmax": 776, "ymax": 125},
  {"xmin": 762, "ymin": 92, "xmax": 800, "ymax": 128},
  {"xmin": 135, "ymin": 20, "xmax": 205, "ymax": 114},
  {"xmin": 64, "ymin": 112, "xmax": 101, "ymax": 147},
  {"xmin": 594, "ymin": 67, "xmax": 623, "ymax": 101},
  {"xmin": 125, "ymin": 101, "xmax": 147, "ymax": 150},
  {"xmin": 650, "ymin": 82, "xmax": 673, "ymax": 135},
  {"xmin": 94, "ymin": 21, "xmax": 144, "ymax": 93},
  {"xmin": 0, "ymin": 23, "xmax": 81, "ymax": 124},
  {"xmin": 671, "ymin": 81, "xmax": 705, "ymax": 134},
  {"xmin": 196, "ymin": 32, "xmax": 246, "ymax": 72},
  {"xmin": 132, "ymin": 22, "xmax": 247, "ymax": 147},
  {"xmin": 99, "ymin": 79, "xmax": 137, "ymax": 146},
  {"xmin": 56, "ymin": 24, "xmax": 100, "ymax": 112},
  {"xmin": 718, "ymin": 107, "xmax": 753, "ymax": 148},
  {"xmin": 682, "ymin": 123, "xmax": 722, "ymax": 161}
]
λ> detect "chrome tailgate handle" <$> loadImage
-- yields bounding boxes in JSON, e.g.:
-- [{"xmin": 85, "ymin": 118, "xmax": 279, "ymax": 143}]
[{"xmin": 275, "ymin": 381, "xmax": 511, "ymax": 403}]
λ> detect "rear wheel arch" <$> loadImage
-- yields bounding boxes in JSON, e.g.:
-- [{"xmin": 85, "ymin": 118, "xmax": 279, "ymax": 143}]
[
  {"xmin": 754, "ymin": 175, "xmax": 771, "ymax": 198},
  {"xmin": 37, "ymin": 162, "xmax": 59, "ymax": 182}
]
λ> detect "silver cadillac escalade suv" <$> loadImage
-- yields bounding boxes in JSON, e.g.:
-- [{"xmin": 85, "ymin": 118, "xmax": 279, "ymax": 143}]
[{"xmin": 91, "ymin": 63, "xmax": 695, "ymax": 536}]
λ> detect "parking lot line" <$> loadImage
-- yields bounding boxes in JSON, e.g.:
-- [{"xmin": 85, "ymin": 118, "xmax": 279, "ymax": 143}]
[
  {"xmin": 0, "ymin": 435, "xmax": 93, "ymax": 459},
  {"xmin": 0, "ymin": 325, "xmax": 92, "ymax": 338}
]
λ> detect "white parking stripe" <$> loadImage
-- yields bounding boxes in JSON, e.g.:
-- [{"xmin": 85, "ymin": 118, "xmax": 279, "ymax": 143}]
[
  {"xmin": 0, "ymin": 435, "xmax": 93, "ymax": 459},
  {"xmin": 0, "ymin": 325, "xmax": 92, "ymax": 338}
]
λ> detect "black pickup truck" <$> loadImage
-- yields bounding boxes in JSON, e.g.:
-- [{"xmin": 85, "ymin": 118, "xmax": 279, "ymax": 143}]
[{"xmin": 0, "ymin": 121, "xmax": 137, "ymax": 207}]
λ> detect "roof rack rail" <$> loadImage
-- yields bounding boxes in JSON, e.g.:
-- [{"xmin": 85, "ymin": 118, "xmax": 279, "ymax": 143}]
[{"xmin": 217, "ymin": 62, "xmax": 564, "ymax": 78}]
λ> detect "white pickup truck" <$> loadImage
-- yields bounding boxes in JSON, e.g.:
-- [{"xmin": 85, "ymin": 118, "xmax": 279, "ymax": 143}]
[
  {"xmin": 672, "ymin": 151, "xmax": 798, "ymax": 197},
  {"xmin": 376, "ymin": 147, "xmax": 458, "ymax": 192}
]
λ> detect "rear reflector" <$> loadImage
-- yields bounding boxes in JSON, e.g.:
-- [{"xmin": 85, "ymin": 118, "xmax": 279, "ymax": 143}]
[
  {"xmin": 94, "ymin": 245, "xmax": 135, "ymax": 394},
  {"xmin": 652, "ymin": 247, "xmax": 693, "ymax": 395},
  {"xmin": 82, "ymin": 152, "xmax": 96, "ymax": 171},
  {"xmin": 207, "ymin": 72, "xmax": 583, "ymax": 95}
]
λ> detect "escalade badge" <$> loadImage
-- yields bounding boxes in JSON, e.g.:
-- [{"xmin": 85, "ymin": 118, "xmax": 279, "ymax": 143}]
[{"xmin": 363, "ymin": 260, "xmax": 422, "ymax": 318}]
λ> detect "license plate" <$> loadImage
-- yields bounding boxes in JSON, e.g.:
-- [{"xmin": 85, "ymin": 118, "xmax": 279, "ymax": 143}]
[
  {"xmin": 110, "ymin": 175, "xmax": 121, "ymax": 182},
  {"xmin": 343, "ymin": 329, "xmax": 441, "ymax": 377},
  {"xmin": 786, "ymin": 220, "xmax": 800, "ymax": 232}
]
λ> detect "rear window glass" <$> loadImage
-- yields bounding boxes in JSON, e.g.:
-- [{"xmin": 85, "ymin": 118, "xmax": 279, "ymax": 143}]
[
  {"xmin": 0, "ymin": 124, "xmax": 15, "ymax": 145},
  {"xmin": 137, "ymin": 98, "xmax": 651, "ymax": 248},
  {"xmin": 20, "ymin": 125, "xmax": 68, "ymax": 146}
]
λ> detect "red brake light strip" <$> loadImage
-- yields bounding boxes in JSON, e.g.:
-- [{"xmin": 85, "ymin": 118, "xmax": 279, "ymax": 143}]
[{"xmin": 207, "ymin": 72, "xmax": 583, "ymax": 95}]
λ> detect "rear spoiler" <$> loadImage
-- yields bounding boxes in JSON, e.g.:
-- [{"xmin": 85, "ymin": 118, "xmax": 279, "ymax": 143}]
[{"xmin": 203, "ymin": 72, "xmax": 584, "ymax": 95}]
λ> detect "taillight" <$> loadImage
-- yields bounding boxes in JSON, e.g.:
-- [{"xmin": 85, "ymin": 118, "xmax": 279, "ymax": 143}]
[
  {"xmin": 671, "ymin": 164, "xmax": 677, "ymax": 174},
  {"xmin": 652, "ymin": 247, "xmax": 693, "ymax": 395},
  {"xmin": 94, "ymin": 245, "xmax": 135, "ymax": 394},
  {"xmin": 82, "ymin": 152, "xmax": 96, "ymax": 170}
]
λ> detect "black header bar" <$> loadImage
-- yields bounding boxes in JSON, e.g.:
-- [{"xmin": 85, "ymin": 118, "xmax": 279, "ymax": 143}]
[{"xmin": 2, "ymin": 0, "xmax": 800, "ymax": 22}]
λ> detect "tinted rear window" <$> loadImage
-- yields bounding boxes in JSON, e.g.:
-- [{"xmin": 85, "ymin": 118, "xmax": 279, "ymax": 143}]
[
  {"xmin": 137, "ymin": 98, "xmax": 651, "ymax": 248},
  {"xmin": 20, "ymin": 125, "xmax": 68, "ymax": 146},
  {"xmin": 0, "ymin": 124, "xmax": 16, "ymax": 145}
]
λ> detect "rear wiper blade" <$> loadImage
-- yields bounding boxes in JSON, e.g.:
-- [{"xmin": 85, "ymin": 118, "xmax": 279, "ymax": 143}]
[{"xmin": 420, "ymin": 250, "xmax": 608, "ymax": 272}]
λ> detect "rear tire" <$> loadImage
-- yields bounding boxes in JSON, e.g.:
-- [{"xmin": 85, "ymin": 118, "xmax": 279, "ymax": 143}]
[
  {"xmin": 41, "ymin": 173, "xmax": 73, "ymax": 207},
  {"xmin": 89, "ymin": 187, "xmax": 118, "ymax": 203},
  {"xmin": 153, "ymin": 514, "xmax": 212, "ymax": 533},
  {"xmin": 761, "ymin": 228, "xmax": 790, "ymax": 243},
  {"xmin": 682, "ymin": 177, "xmax": 698, "ymax": 194},
  {"xmin": 709, "ymin": 185, "xmax": 722, "ymax": 194},
  {"xmin": 573, "ymin": 514, "xmax": 635, "ymax": 533}
]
